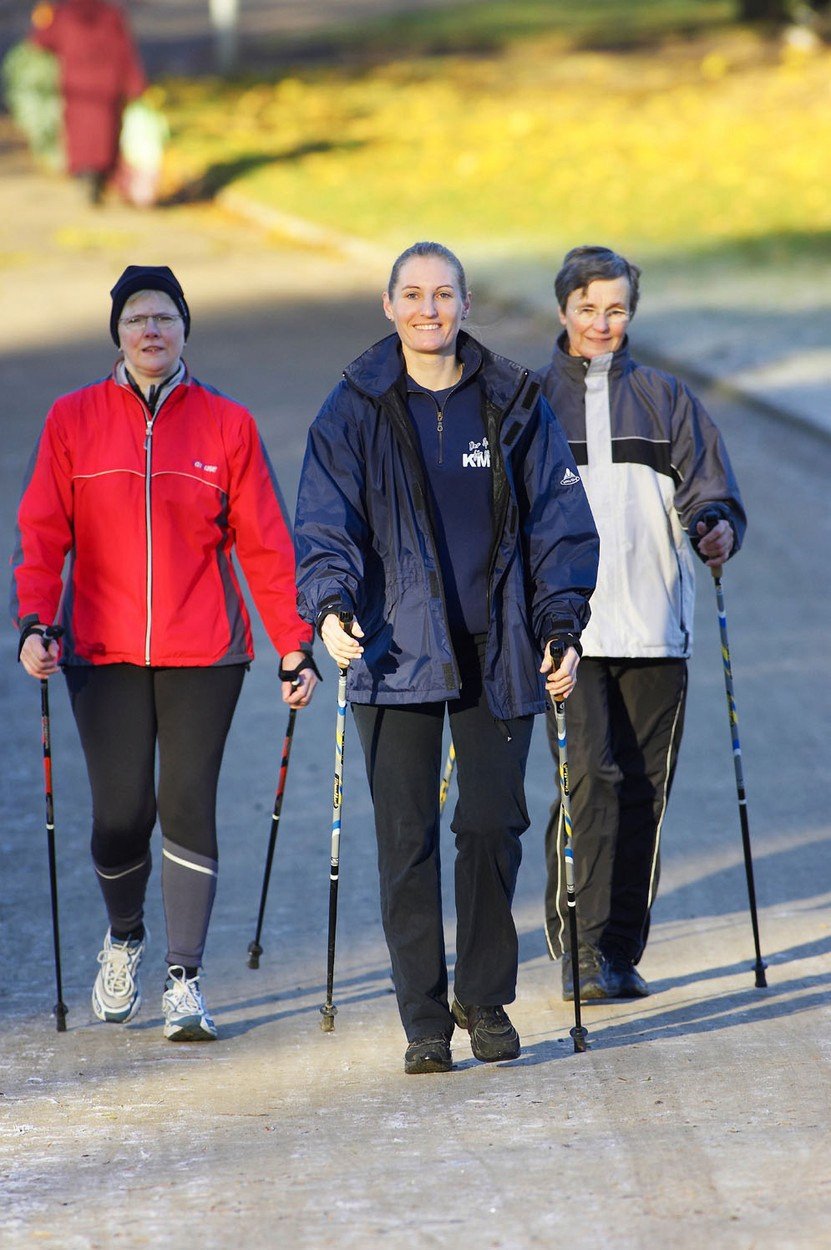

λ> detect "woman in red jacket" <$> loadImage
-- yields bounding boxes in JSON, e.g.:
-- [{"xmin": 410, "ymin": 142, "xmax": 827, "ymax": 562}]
[
  {"xmin": 31, "ymin": 0, "xmax": 146, "ymax": 202},
  {"xmin": 12, "ymin": 265, "xmax": 318, "ymax": 1041}
]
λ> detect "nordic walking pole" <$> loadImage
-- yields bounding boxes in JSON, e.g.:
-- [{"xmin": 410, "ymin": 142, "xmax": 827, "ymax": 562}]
[
  {"xmin": 246, "ymin": 704, "xmax": 298, "ymax": 969},
  {"xmin": 39, "ymin": 625, "xmax": 68, "ymax": 1032},
  {"xmin": 320, "ymin": 612, "xmax": 353, "ymax": 1032},
  {"xmin": 549, "ymin": 641, "xmax": 588, "ymax": 1053},
  {"xmin": 439, "ymin": 741, "xmax": 456, "ymax": 814},
  {"xmin": 706, "ymin": 543, "xmax": 767, "ymax": 988}
]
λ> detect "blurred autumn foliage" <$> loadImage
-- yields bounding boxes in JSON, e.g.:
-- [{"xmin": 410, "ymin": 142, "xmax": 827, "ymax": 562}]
[{"xmin": 155, "ymin": 3, "xmax": 828, "ymax": 267}]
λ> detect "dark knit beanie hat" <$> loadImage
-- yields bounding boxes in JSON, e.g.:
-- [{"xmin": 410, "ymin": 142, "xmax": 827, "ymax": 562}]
[{"xmin": 110, "ymin": 265, "xmax": 191, "ymax": 345}]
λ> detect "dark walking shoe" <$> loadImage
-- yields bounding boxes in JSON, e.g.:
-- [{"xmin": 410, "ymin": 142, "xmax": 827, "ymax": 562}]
[
  {"xmin": 607, "ymin": 954, "xmax": 650, "ymax": 998},
  {"xmin": 451, "ymin": 999, "xmax": 521, "ymax": 1062},
  {"xmin": 561, "ymin": 947, "xmax": 622, "ymax": 1002},
  {"xmin": 404, "ymin": 1035, "xmax": 453, "ymax": 1075}
]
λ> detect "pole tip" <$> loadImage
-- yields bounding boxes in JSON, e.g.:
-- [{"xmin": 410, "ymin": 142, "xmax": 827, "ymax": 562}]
[
  {"xmin": 570, "ymin": 1025, "xmax": 588, "ymax": 1053},
  {"xmin": 246, "ymin": 940, "xmax": 262, "ymax": 970},
  {"xmin": 754, "ymin": 962, "xmax": 768, "ymax": 989},
  {"xmin": 319, "ymin": 1003, "xmax": 337, "ymax": 1032},
  {"xmin": 55, "ymin": 1004, "xmax": 68, "ymax": 1033}
]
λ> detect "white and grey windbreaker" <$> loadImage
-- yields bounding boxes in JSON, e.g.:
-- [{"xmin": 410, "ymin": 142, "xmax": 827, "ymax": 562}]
[{"xmin": 538, "ymin": 336, "xmax": 746, "ymax": 659}]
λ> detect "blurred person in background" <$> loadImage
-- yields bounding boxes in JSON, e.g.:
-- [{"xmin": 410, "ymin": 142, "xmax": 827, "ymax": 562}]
[
  {"xmin": 539, "ymin": 245, "xmax": 746, "ymax": 1002},
  {"xmin": 11, "ymin": 265, "xmax": 318, "ymax": 1041},
  {"xmin": 29, "ymin": 0, "xmax": 146, "ymax": 203},
  {"xmin": 295, "ymin": 241, "xmax": 598, "ymax": 1075}
]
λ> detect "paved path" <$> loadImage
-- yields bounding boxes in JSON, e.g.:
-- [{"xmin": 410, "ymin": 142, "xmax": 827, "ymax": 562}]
[{"xmin": 1, "ymin": 113, "xmax": 830, "ymax": 1250}]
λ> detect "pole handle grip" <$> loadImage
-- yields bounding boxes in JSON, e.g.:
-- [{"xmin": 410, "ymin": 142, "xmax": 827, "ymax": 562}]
[
  {"xmin": 337, "ymin": 610, "xmax": 355, "ymax": 674},
  {"xmin": 697, "ymin": 509, "xmax": 725, "ymax": 580}
]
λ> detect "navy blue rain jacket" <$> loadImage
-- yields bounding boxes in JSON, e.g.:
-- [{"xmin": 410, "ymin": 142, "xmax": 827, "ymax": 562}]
[{"xmin": 294, "ymin": 332, "xmax": 599, "ymax": 719}]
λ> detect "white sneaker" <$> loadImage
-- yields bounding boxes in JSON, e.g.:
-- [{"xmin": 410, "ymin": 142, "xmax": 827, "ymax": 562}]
[
  {"xmin": 162, "ymin": 966, "xmax": 217, "ymax": 1041},
  {"xmin": 91, "ymin": 928, "xmax": 145, "ymax": 1023}
]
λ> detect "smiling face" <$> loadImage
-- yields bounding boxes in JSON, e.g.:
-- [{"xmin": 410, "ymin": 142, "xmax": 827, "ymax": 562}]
[
  {"xmin": 382, "ymin": 254, "xmax": 470, "ymax": 364},
  {"xmin": 559, "ymin": 276, "xmax": 632, "ymax": 359},
  {"xmin": 118, "ymin": 290, "xmax": 185, "ymax": 389}
]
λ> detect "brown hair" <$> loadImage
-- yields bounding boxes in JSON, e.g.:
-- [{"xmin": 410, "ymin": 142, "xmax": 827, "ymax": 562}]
[
  {"xmin": 555, "ymin": 246, "xmax": 641, "ymax": 315},
  {"xmin": 387, "ymin": 242, "xmax": 468, "ymax": 297}
]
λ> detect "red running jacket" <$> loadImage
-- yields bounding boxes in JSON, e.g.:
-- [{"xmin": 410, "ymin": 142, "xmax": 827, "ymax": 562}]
[{"xmin": 11, "ymin": 369, "xmax": 312, "ymax": 667}]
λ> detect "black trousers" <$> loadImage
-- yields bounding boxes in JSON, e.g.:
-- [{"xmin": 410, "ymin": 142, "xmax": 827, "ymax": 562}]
[
  {"xmin": 65, "ymin": 664, "xmax": 245, "ymax": 966},
  {"xmin": 544, "ymin": 658, "xmax": 687, "ymax": 964},
  {"xmin": 352, "ymin": 637, "xmax": 534, "ymax": 1042}
]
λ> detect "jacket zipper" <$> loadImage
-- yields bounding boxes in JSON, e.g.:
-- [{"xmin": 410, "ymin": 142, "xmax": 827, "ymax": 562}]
[
  {"xmin": 485, "ymin": 369, "xmax": 529, "ymax": 620},
  {"xmin": 384, "ymin": 388, "xmax": 461, "ymax": 692},
  {"xmin": 436, "ymin": 406, "xmax": 444, "ymax": 464},
  {"xmin": 143, "ymin": 414, "xmax": 156, "ymax": 665},
  {"xmin": 116, "ymin": 370, "xmax": 183, "ymax": 666}
]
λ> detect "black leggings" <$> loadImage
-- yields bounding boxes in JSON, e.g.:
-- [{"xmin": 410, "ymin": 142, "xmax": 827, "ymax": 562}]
[
  {"xmin": 65, "ymin": 664, "xmax": 245, "ymax": 965},
  {"xmin": 66, "ymin": 664, "xmax": 245, "ymax": 865}
]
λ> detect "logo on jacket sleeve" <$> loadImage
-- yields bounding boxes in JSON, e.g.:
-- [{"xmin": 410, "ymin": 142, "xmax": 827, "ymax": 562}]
[{"xmin": 560, "ymin": 468, "xmax": 581, "ymax": 486}]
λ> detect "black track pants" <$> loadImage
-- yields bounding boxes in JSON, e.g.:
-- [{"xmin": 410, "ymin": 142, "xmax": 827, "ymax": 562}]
[
  {"xmin": 352, "ymin": 639, "xmax": 534, "ymax": 1043},
  {"xmin": 544, "ymin": 658, "xmax": 687, "ymax": 964},
  {"xmin": 65, "ymin": 664, "xmax": 245, "ymax": 966}
]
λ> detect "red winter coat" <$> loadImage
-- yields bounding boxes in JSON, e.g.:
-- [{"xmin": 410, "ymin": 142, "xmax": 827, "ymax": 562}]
[
  {"xmin": 11, "ymin": 369, "xmax": 313, "ymax": 668},
  {"xmin": 31, "ymin": 0, "xmax": 146, "ymax": 174}
]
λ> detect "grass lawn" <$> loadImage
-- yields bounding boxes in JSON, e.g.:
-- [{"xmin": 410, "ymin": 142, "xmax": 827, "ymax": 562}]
[{"xmin": 157, "ymin": 0, "xmax": 830, "ymax": 274}]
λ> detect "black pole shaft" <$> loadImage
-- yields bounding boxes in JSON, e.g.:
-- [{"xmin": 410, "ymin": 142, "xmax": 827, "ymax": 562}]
[
  {"xmin": 41, "ymin": 677, "xmax": 67, "ymax": 1032},
  {"xmin": 712, "ymin": 569, "xmax": 767, "ymax": 988},
  {"xmin": 247, "ymin": 707, "xmax": 297, "ymax": 968}
]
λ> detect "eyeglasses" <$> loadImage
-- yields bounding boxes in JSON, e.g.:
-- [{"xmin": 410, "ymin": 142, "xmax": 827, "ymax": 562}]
[{"xmin": 119, "ymin": 313, "xmax": 181, "ymax": 331}]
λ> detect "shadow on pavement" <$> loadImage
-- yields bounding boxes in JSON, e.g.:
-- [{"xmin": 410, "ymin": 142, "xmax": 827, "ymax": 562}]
[{"xmin": 161, "ymin": 141, "xmax": 366, "ymax": 205}]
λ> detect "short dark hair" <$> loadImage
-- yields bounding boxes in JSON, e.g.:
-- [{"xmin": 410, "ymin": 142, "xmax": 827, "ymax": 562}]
[
  {"xmin": 387, "ymin": 241, "xmax": 468, "ymax": 298},
  {"xmin": 554, "ymin": 246, "xmax": 641, "ymax": 316}
]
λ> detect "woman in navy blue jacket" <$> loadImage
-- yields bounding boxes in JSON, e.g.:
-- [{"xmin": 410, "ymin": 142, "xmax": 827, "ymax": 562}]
[{"xmin": 295, "ymin": 242, "xmax": 598, "ymax": 1074}]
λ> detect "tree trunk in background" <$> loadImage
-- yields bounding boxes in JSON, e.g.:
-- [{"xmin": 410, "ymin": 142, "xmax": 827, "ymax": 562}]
[
  {"xmin": 209, "ymin": 0, "xmax": 239, "ymax": 75},
  {"xmin": 738, "ymin": 0, "xmax": 789, "ymax": 19}
]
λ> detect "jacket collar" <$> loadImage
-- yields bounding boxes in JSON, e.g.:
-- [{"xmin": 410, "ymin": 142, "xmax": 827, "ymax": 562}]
[
  {"xmin": 551, "ymin": 331, "xmax": 631, "ymax": 380},
  {"xmin": 114, "ymin": 359, "xmax": 188, "ymax": 413},
  {"xmin": 344, "ymin": 330, "xmax": 527, "ymax": 412}
]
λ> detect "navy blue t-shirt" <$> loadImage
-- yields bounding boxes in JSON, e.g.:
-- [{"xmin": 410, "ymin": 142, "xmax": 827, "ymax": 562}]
[{"xmin": 406, "ymin": 374, "xmax": 493, "ymax": 636}]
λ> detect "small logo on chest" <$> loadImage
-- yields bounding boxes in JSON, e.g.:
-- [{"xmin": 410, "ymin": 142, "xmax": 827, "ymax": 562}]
[
  {"xmin": 462, "ymin": 438, "xmax": 490, "ymax": 469},
  {"xmin": 193, "ymin": 460, "xmax": 218, "ymax": 473}
]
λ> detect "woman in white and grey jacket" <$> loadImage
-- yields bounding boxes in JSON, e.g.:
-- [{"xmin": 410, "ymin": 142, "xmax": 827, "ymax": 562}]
[{"xmin": 540, "ymin": 245, "xmax": 746, "ymax": 1001}]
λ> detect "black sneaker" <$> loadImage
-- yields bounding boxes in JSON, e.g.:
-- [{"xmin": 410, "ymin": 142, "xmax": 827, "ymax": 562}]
[
  {"xmin": 404, "ymin": 1035, "xmax": 453, "ymax": 1075},
  {"xmin": 607, "ymin": 954, "xmax": 650, "ymax": 998},
  {"xmin": 561, "ymin": 947, "xmax": 622, "ymax": 1002},
  {"xmin": 451, "ymin": 999, "xmax": 521, "ymax": 1062}
]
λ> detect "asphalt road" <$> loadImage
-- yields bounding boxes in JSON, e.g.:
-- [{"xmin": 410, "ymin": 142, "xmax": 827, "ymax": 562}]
[{"xmin": 1, "ymin": 130, "xmax": 830, "ymax": 1250}]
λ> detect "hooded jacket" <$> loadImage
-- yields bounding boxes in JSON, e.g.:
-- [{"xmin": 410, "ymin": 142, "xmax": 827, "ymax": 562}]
[
  {"xmin": 294, "ymin": 332, "xmax": 599, "ymax": 719},
  {"xmin": 11, "ymin": 367, "xmax": 312, "ymax": 666},
  {"xmin": 539, "ymin": 335, "xmax": 746, "ymax": 659}
]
